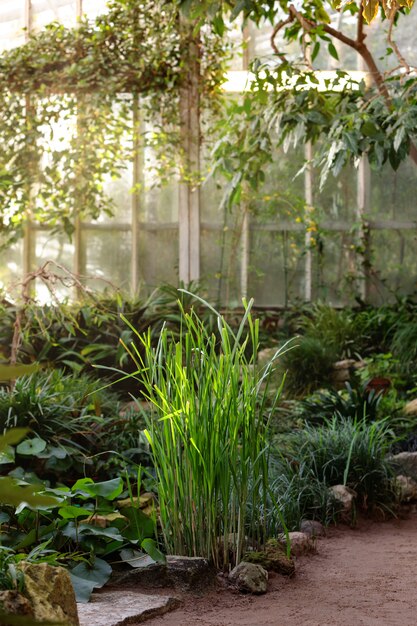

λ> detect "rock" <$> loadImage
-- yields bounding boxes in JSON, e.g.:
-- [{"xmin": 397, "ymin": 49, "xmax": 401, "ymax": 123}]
[
  {"xmin": 77, "ymin": 591, "xmax": 181, "ymax": 626},
  {"xmin": 329, "ymin": 485, "xmax": 356, "ymax": 521},
  {"xmin": 243, "ymin": 539, "xmax": 295, "ymax": 576},
  {"xmin": 18, "ymin": 562, "xmax": 79, "ymax": 626},
  {"xmin": 228, "ymin": 562, "xmax": 268, "ymax": 594},
  {"xmin": 389, "ymin": 452, "xmax": 417, "ymax": 480},
  {"xmin": 300, "ymin": 519, "xmax": 325, "ymax": 538},
  {"xmin": 277, "ymin": 532, "xmax": 315, "ymax": 557},
  {"xmin": 0, "ymin": 590, "xmax": 34, "ymax": 625},
  {"xmin": 333, "ymin": 359, "xmax": 356, "ymax": 371},
  {"xmin": 404, "ymin": 399, "xmax": 417, "ymax": 416},
  {"xmin": 395, "ymin": 475, "xmax": 417, "ymax": 502},
  {"xmin": 109, "ymin": 556, "xmax": 215, "ymax": 592},
  {"xmin": 257, "ymin": 347, "xmax": 279, "ymax": 368}
]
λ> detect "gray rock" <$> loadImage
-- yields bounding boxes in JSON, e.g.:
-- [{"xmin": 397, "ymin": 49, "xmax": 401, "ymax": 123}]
[
  {"xmin": 18, "ymin": 562, "xmax": 79, "ymax": 626},
  {"xmin": 404, "ymin": 398, "xmax": 417, "ymax": 416},
  {"xmin": 257, "ymin": 347, "xmax": 279, "ymax": 368},
  {"xmin": 329, "ymin": 484, "xmax": 356, "ymax": 520},
  {"xmin": 109, "ymin": 555, "xmax": 215, "ymax": 592},
  {"xmin": 300, "ymin": 519, "xmax": 325, "ymax": 538},
  {"xmin": 277, "ymin": 531, "xmax": 316, "ymax": 556},
  {"xmin": 395, "ymin": 475, "xmax": 417, "ymax": 502},
  {"xmin": 77, "ymin": 591, "xmax": 181, "ymax": 626},
  {"xmin": 389, "ymin": 452, "xmax": 417, "ymax": 480},
  {"xmin": 332, "ymin": 359, "xmax": 356, "ymax": 371},
  {"xmin": 229, "ymin": 562, "xmax": 268, "ymax": 594}
]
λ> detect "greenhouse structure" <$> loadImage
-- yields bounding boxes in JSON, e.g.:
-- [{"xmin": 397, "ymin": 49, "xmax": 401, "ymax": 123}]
[{"xmin": 0, "ymin": 0, "xmax": 416, "ymax": 308}]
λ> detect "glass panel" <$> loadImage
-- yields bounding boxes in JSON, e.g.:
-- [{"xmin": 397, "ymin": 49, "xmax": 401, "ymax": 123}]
[
  {"xmin": 311, "ymin": 230, "xmax": 357, "ymax": 306},
  {"xmin": 370, "ymin": 160, "xmax": 417, "ymax": 222},
  {"xmin": 0, "ymin": 240, "xmax": 23, "ymax": 292},
  {"xmin": 82, "ymin": 0, "xmax": 109, "ymax": 21},
  {"xmin": 82, "ymin": 229, "xmax": 131, "ymax": 292},
  {"xmin": 34, "ymin": 230, "xmax": 75, "ymax": 301},
  {"xmin": 315, "ymin": 162, "xmax": 357, "ymax": 223},
  {"xmin": 137, "ymin": 227, "xmax": 178, "ymax": 289},
  {"xmin": 31, "ymin": 0, "xmax": 77, "ymax": 31},
  {"xmin": 0, "ymin": 1, "xmax": 25, "ymax": 51},
  {"xmin": 248, "ymin": 229, "xmax": 305, "ymax": 306},
  {"xmin": 201, "ymin": 226, "xmax": 241, "ymax": 306},
  {"xmin": 251, "ymin": 146, "xmax": 305, "ymax": 227},
  {"xmin": 368, "ymin": 229, "xmax": 417, "ymax": 305}
]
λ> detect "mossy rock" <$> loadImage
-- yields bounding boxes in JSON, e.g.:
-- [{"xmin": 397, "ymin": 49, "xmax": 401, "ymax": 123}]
[{"xmin": 244, "ymin": 539, "xmax": 295, "ymax": 576}]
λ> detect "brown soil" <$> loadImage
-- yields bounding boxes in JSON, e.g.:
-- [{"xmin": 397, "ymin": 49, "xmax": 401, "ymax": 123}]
[{"xmin": 145, "ymin": 514, "xmax": 417, "ymax": 626}]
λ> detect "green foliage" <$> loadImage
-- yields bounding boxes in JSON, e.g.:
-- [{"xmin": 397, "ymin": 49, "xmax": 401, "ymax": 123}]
[
  {"xmin": 0, "ymin": 473, "xmax": 163, "ymax": 603},
  {"xmin": 0, "ymin": 368, "xmax": 152, "ymax": 481},
  {"xmin": 299, "ymin": 304, "xmax": 362, "ymax": 359},
  {"xmin": 0, "ymin": 549, "xmax": 25, "ymax": 593},
  {"xmin": 267, "ymin": 456, "xmax": 338, "ymax": 533},
  {"xmin": 297, "ymin": 384, "xmax": 383, "ymax": 425},
  {"xmin": 125, "ymin": 293, "xmax": 284, "ymax": 569},
  {"xmin": 0, "ymin": 1, "xmax": 227, "ymax": 244},
  {"xmin": 287, "ymin": 417, "xmax": 397, "ymax": 513},
  {"xmin": 278, "ymin": 336, "xmax": 337, "ymax": 397},
  {"xmin": 390, "ymin": 320, "xmax": 417, "ymax": 375}
]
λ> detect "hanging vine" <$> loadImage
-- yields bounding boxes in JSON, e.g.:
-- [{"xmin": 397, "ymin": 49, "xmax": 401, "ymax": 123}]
[{"xmin": 0, "ymin": 0, "xmax": 228, "ymax": 247}]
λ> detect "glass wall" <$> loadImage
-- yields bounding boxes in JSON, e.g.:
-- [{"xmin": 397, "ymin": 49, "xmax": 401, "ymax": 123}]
[{"xmin": 1, "ymin": 0, "xmax": 416, "ymax": 306}]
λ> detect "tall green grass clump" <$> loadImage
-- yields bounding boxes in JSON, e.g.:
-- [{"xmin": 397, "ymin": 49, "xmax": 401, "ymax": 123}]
[
  {"xmin": 288, "ymin": 417, "xmax": 397, "ymax": 514},
  {"xmin": 123, "ymin": 295, "xmax": 284, "ymax": 570}
]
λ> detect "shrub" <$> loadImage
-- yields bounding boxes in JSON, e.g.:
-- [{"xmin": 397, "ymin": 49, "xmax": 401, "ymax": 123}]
[
  {"xmin": 296, "ymin": 384, "xmax": 382, "ymax": 425},
  {"xmin": 266, "ymin": 456, "xmax": 338, "ymax": 533},
  {"xmin": 278, "ymin": 336, "xmax": 337, "ymax": 397},
  {"xmin": 286, "ymin": 417, "xmax": 397, "ymax": 514}
]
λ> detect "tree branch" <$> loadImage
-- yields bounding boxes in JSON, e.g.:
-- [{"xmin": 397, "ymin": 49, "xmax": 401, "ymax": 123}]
[
  {"xmin": 388, "ymin": 9, "xmax": 411, "ymax": 74},
  {"xmin": 270, "ymin": 16, "xmax": 293, "ymax": 62},
  {"xmin": 357, "ymin": 4, "xmax": 365, "ymax": 44},
  {"xmin": 278, "ymin": 4, "xmax": 417, "ymax": 167}
]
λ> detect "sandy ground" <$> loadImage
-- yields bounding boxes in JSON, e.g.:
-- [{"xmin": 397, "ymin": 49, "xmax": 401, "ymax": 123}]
[{"xmin": 145, "ymin": 514, "xmax": 417, "ymax": 626}]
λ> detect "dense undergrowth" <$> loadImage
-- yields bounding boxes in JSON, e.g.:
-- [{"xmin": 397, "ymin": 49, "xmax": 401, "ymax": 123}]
[{"xmin": 1, "ymin": 287, "xmax": 417, "ymax": 601}]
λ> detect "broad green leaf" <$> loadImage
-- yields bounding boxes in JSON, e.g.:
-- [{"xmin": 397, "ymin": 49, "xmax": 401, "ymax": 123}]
[
  {"xmin": 141, "ymin": 538, "xmax": 166, "ymax": 564},
  {"xmin": 0, "ymin": 429, "xmax": 30, "ymax": 452},
  {"xmin": 117, "ymin": 506, "xmax": 155, "ymax": 541},
  {"xmin": 72, "ymin": 477, "xmax": 123, "ymax": 500},
  {"xmin": 71, "ymin": 558, "xmax": 112, "ymax": 589},
  {"xmin": 77, "ymin": 524, "xmax": 124, "ymax": 541},
  {"xmin": 69, "ymin": 573, "xmax": 97, "ymax": 603},
  {"xmin": 0, "ymin": 445, "xmax": 15, "ymax": 465},
  {"xmin": 0, "ymin": 477, "xmax": 59, "ymax": 509},
  {"xmin": 58, "ymin": 505, "xmax": 92, "ymax": 520},
  {"xmin": 0, "ymin": 363, "xmax": 39, "ymax": 381},
  {"xmin": 120, "ymin": 547, "xmax": 156, "ymax": 568},
  {"xmin": 16, "ymin": 438, "xmax": 47, "ymax": 456}
]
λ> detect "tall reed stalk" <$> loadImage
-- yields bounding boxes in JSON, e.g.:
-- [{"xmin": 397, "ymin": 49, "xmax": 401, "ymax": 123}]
[{"xmin": 122, "ymin": 294, "xmax": 284, "ymax": 570}]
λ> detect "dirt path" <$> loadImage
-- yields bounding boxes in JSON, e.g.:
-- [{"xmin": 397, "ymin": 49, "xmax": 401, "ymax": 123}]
[{"xmin": 146, "ymin": 514, "xmax": 417, "ymax": 626}]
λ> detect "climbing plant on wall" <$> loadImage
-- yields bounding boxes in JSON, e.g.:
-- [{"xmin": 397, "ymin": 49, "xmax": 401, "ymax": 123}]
[{"xmin": 0, "ymin": 0, "xmax": 227, "ymax": 247}]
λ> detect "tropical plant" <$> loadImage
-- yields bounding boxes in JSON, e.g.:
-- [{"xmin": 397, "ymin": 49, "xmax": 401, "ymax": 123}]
[
  {"xmin": 286, "ymin": 416, "xmax": 397, "ymax": 513},
  {"xmin": 266, "ymin": 455, "xmax": 338, "ymax": 533},
  {"xmin": 299, "ymin": 304, "xmax": 363, "ymax": 359},
  {"xmin": 122, "ymin": 293, "xmax": 285, "ymax": 569},
  {"xmin": 0, "ymin": 368, "xmax": 152, "ymax": 482},
  {"xmin": 278, "ymin": 335, "xmax": 338, "ymax": 397},
  {"xmin": 297, "ymin": 384, "xmax": 383, "ymax": 425}
]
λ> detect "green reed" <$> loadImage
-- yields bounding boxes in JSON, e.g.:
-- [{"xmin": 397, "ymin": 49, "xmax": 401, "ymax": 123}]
[{"xmin": 122, "ymin": 294, "xmax": 284, "ymax": 570}]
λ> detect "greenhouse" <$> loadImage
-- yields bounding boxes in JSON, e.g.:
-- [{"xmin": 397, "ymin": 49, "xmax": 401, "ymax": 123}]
[
  {"xmin": 0, "ymin": 0, "xmax": 416, "ymax": 306},
  {"xmin": 1, "ymin": 1, "xmax": 417, "ymax": 625}
]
